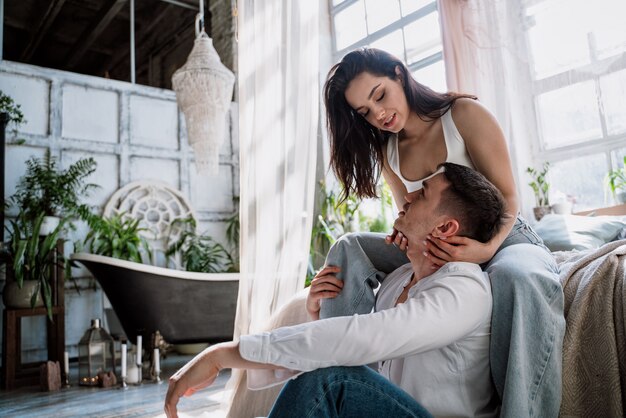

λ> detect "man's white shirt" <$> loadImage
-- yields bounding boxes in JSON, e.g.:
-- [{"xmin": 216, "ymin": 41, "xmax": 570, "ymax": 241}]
[{"xmin": 239, "ymin": 262, "xmax": 497, "ymax": 417}]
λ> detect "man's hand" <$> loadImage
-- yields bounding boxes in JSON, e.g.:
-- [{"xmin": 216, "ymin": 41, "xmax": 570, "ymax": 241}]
[
  {"xmin": 306, "ymin": 266, "xmax": 343, "ymax": 320},
  {"xmin": 423, "ymin": 234, "xmax": 497, "ymax": 266},
  {"xmin": 165, "ymin": 343, "xmax": 228, "ymax": 418},
  {"xmin": 386, "ymin": 211, "xmax": 409, "ymax": 251}
]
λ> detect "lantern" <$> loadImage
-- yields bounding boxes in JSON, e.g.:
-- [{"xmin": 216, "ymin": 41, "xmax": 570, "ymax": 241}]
[
  {"xmin": 78, "ymin": 318, "xmax": 116, "ymax": 386},
  {"xmin": 171, "ymin": 3, "xmax": 235, "ymax": 176}
]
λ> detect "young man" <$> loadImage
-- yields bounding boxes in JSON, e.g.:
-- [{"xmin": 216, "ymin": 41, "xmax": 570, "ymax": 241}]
[{"xmin": 165, "ymin": 163, "xmax": 508, "ymax": 418}]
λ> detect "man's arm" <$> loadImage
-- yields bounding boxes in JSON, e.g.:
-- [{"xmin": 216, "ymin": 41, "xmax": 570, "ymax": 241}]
[
  {"xmin": 240, "ymin": 267, "xmax": 491, "ymax": 371},
  {"xmin": 165, "ymin": 341, "xmax": 274, "ymax": 418}
]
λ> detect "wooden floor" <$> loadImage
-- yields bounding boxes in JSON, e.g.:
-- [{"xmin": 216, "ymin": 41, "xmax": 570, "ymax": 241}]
[{"xmin": 0, "ymin": 354, "xmax": 231, "ymax": 418}]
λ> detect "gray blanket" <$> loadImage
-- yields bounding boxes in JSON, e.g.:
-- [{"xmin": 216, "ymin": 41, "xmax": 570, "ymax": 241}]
[{"xmin": 555, "ymin": 240, "xmax": 626, "ymax": 417}]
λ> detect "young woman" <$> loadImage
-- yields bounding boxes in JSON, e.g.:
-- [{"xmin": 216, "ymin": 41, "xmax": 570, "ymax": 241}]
[{"xmin": 307, "ymin": 48, "xmax": 565, "ymax": 417}]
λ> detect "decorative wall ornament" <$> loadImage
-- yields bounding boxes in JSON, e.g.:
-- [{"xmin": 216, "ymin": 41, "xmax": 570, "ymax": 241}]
[{"xmin": 171, "ymin": 7, "xmax": 235, "ymax": 176}]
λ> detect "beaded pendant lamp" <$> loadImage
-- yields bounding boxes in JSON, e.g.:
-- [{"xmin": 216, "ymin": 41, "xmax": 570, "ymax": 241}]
[{"xmin": 172, "ymin": 1, "xmax": 235, "ymax": 176}]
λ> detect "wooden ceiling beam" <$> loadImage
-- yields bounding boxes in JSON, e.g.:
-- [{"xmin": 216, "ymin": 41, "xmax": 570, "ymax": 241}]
[
  {"xmin": 66, "ymin": 0, "xmax": 127, "ymax": 69},
  {"xmin": 20, "ymin": 0, "xmax": 67, "ymax": 62}
]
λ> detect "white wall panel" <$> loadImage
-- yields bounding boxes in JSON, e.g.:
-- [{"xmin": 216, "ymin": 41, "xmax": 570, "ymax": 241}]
[
  {"xmin": 190, "ymin": 163, "xmax": 234, "ymax": 212},
  {"xmin": 0, "ymin": 73, "xmax": 49, "ymax": 136},
  {"xmin": 129, "ymin": 156, "xmax": 180, "ymax": 188},
  {"xmin": 62, "ymin": 84, "xmax": 119, "ymax": 143},
  {"xmin": 130, "ymin": 95, "xmax": 179, "ymax": 149}
]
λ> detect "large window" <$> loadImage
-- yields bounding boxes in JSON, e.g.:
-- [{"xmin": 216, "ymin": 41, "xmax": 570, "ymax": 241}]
[
  {"xmin": 524, "ymin": 0, "xmax": 626, "ymax": 209},
  {"xmin": 331, "ymin": 0, "xmax": 446, "ymax": 92}
]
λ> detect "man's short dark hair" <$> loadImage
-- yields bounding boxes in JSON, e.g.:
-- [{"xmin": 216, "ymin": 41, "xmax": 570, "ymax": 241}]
[{"xmin": 438, "ymin": 163, "xmax": 508, "ymax": 243}]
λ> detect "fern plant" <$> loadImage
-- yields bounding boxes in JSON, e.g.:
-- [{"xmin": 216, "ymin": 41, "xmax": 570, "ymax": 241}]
[
  {"xmin": 0, "ymin": 90, "xmax": 26, "ymax": 135},
  {"xmin": 166, "ymin": 217, "xmax": 235, "ymax": 273},
  {"xmin": 10, "ymin": 149, "xmax": 98, "ymax": 221},
  {"xmin": 82, "ymin": 212, "xmax": 152, "ymax": 264}
]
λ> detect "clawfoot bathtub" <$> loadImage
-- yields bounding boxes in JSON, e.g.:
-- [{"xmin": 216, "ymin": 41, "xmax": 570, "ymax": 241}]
[{"xmin": 72, "ymin": 253, "xmax": 239, "ymax": 344}]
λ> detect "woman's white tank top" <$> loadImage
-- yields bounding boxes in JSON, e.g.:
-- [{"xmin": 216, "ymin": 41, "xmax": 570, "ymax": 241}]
[{"xmin": 386, "ymin": 109, "xmax": 475, "ymax": 192}]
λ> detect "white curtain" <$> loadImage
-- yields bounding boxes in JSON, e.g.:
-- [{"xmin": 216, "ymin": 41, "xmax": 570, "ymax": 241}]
[
  {"xmin": 224, "ymin": 0, "xmax": 319, "ymax": 415},
  {"xmin": 438, "ymin": 0, "xmax": 539, "ymax": 217}
]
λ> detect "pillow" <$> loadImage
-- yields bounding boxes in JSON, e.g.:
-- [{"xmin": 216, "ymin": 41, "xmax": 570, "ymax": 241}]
[{"xmin": 534, "ymin": 214, "xmax": 626, "ymax": 252}]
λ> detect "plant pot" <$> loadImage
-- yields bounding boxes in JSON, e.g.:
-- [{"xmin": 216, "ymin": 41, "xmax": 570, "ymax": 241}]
[
  {"xmin": 551, "ymin": 202, "xmax": 573, "ymax": 215},
  {"xmin": 2, "ymin": 280, "xmax": 43, "ymax": 308},
  {"xmin": 616, "ymin": 191, "xmax": 626, "ymax": 204},
  {"xmin": 40, "ymin": 216, "xmax": 61, "ymax": 236},
  {"xmin": 533, "ymin": 206, "xmax": 552, "ymax": 222}
]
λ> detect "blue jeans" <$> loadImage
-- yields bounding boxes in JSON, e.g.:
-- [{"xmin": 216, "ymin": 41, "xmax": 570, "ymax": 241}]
[
  {"xmin": 268, "ymin": 366, "xmax": 433, "ymax": 418},
  {"xmin": 319, "ymin": 216, "xmax": 565, "ymax": 418}
]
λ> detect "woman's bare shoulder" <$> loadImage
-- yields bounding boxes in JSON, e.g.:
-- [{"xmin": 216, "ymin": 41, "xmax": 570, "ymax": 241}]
[{"xmin": 450, "ymin": 98, "xmax": 499, "ymax": 137}]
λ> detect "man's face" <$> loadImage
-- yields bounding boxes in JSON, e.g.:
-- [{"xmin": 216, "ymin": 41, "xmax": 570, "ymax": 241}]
[{"xmin": 393, "ymin": 173, "xmax": 450, "ymax": 244}]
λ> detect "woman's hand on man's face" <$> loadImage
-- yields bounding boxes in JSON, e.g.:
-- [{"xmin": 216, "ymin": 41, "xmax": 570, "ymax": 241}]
[{"xmin": 423, "ymin": 234, "xmax": 496, "ymax": 266}]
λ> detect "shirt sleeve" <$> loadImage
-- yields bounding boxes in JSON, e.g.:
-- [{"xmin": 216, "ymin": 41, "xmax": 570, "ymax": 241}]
[{"xmin": 239, "ymin": 270, "xmax": 491, "ymax": 372}]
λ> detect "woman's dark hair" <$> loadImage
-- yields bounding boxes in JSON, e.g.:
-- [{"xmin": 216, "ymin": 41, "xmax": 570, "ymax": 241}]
[{"xmin": 323, "ymin": 48, "xmax": 476, "ymax": 202}]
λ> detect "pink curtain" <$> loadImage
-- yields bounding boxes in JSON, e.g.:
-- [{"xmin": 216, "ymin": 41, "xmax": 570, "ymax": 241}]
[{"xmin": 438, "ymin": 0, "xmax": 538, "ymax": 217}]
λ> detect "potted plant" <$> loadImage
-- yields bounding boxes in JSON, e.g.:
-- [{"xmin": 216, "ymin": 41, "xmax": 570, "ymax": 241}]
[
  {"xmin": 166, "ymin": 217, "xmax": 235, "ymax": 273},
  {"xmin": 605, "ymin": 156, "xmax": 626, "ymax": 204},
  {"xmin": 1, "ymin": 212, "xmax": 71, "ymax": 320},
  {"xmin": 527, "ymin": 162, "xmax": 552, "ymax": 221},
  {"xmin": 9, "ymin": 150, "xmax": 98, "ymax": 234},
  {"xmin": 0, "ymin": 89, "xmax": 26, "ymax": 136},
  {"xmin": 82, "ymin": 212, "xmax": 152, "ymax": 263}
]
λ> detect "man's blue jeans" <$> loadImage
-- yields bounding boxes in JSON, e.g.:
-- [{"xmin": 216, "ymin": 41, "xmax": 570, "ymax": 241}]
[
  {"xmin": 268, "ymin": 366, "xmax": 433, "ymax": 418},
  {"xmin": 318, "ymin": 216, "xmax": 565, "ymax": 418}
]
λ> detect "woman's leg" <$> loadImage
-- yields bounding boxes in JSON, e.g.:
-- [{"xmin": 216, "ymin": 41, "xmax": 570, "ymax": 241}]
[
  {"xmin": 319, "ymin": 232, "xmax": 409, "ymax": 319},
  {"xmin": 268, "ymin": 366, "xmax": 433, "ymax": 418},
  {"xmin": 486, "ymin": 242, "xmax": 565, "ymax": 418}
]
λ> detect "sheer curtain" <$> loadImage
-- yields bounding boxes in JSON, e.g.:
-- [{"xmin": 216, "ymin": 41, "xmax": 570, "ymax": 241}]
[
  {"xmin": 438, "ymin": 0, "xmax": 539, "ymax": 217},
  {"xmin": 224, "ymin": 0, "xmax": 319, "ymax": 415}
]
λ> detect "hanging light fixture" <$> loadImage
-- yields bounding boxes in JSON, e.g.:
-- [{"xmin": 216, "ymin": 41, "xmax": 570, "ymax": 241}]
[{"xmin": 172, "ymin": 0, "xmax": 235, "ymax": 176}]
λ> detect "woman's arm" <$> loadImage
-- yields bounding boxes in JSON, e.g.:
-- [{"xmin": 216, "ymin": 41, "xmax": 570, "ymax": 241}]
[
  {"xmin": 382, "ymin": 149, "xmax": 410, "ymax": 250},
  {"xmin": 424, "ymin": 98, "xmax": 517, "ymax": 265}
]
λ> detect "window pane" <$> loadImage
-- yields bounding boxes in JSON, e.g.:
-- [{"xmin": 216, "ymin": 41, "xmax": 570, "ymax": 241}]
[
  {"xmin": 400, "ymin": 0, "xmax": 433, "ymax": 16},
  {"xmin": 536, "ymin": 81, "xmax": 602, "ymax": 149},
  {"xmin": 370, "ymin": 30, "xmax": 405, "ymax": 62},
  {"xmin": 334, "ymin": 1, "xmax": 367, "ymax": 50},
  {"xmin": 526, "ymin": 0, "xmax": 590, "ymax": 79},
  {"xmin": 412, "ymin": 60, "xmax": 447, "ymax": 93},
  {"xmin": 610, "ymin": 148, "xmax": 626, "ymax": 168},
  {"xmin": 600, "ymin": 68, "xmax": 626, "ymax": 136},
  {"xmin": 365, "ymin": 0, "xmax": 401, "ymax": 33},
  {"xmin": 404, "ymin": 12, "xmax": 441, "ymax": 65},
  {"xmin": 549, "ymin": 154, "xmax": 607, "ymax": 211},
  {"xmin": 586, "ymin": 0, "xmax": 626, "ymax": 60}
]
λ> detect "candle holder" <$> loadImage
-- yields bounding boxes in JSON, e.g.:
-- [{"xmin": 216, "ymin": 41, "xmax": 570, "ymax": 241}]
[
  {"xmin": 150, "ymin": 348, "xmax": 162, "ymax": 384},
  {"xmin": 136, "ymin": 363, "xmax": 143, "ymax": 386},
  {"xmin": 63, "ymin": 373, "xmax": 71, "ymax": 388},
  {"xmin": 120, "ymin": 375, "xmax": 128, "ymax": 390}
]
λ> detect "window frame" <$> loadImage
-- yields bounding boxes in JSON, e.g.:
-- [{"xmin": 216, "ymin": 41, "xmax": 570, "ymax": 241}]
[{"xmin": 330, "ymin": 0, "xmax": 442, "ymax": 77}]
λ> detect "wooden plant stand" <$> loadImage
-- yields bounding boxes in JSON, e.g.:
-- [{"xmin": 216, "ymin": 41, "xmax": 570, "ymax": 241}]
[{"xmin": 2, "ymin": 241, "xmax": 66, "ymax": 390}]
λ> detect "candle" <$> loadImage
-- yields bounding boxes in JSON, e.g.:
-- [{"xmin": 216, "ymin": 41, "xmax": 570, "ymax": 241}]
[
  {"xmin": 64, "ymin": 351, "xmax": 69, "ymax": 375},
  {"xmin": 154, "ymin": 348, "xmax": 160, "ymax": 373},
  {"xmin": 136, "ymin": 335, "xmax": 142, "ymax": 366},
  {"xmin": 121, "ymin": 343, "xmax": 127, "ymax": 378}
]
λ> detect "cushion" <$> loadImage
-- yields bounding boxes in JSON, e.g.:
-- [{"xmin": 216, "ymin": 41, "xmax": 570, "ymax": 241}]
[{"xmin": 534, "ymin": 214, "xmax": 626, "ymax": 252}]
